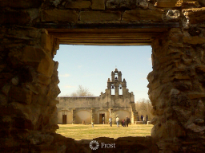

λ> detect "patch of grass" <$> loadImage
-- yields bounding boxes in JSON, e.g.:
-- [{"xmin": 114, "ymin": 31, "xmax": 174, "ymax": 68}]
[{"xmin": 56, "ymin": 124, "xmax": 153, "ymax": 140}]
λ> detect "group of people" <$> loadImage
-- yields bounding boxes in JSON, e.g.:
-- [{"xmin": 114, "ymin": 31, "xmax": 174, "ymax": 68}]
[
  {"xmin": 121, "ymin": 117, "xmax": 130, "ymax": 127},
  {"xmin": 109, "ymin": 116, "xmax": 130, "ymax": 127},
  {"xmin": 91, "ymin": 115, "xmax": 148, "ymax": 127},
  {"xmin": 141, "ymin": 115, "xmax": 148, "ymax": 124}
]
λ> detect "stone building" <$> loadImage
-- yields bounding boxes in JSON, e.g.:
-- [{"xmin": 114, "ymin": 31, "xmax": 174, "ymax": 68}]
[{"xmin": 57, "ymin": 69, "xmax": 138, "ymax": 124}]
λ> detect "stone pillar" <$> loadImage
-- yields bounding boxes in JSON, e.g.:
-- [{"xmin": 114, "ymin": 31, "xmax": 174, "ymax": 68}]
[
  {"xmin": 72, "ymin": 109, "xmax": 76, "ymax": 124},
  {"xmin": 91, "ymin": 108, "xmax": 95, "ymax": 124},
  {"xmin": 109, "ymin": 108, "xmax": 112, "ymax": 117},
  {"xmin": 109, "ymin": 108, "xmax": 114, "ymax": 123},
  {"xmin": 122, "ymin": 79, "xmax": 127, "ymax": 94},
  {"xmin": 107, "ymin": 79, "xmax": 111, "ymax": 89},
  {"xmin": 130, "ymin": 102, "xmax": 138, "ymax": 123},
  {"xmin": 148, "ymin": 28, "xmax": 205, "ymax": 152},
  {"xmin": 111, "ymin": 71, "xmax": 114, "ymax": 81},
  {"xmin": 111, "ymin": 110, "xmax": 116, "ymax": 124},
  {"xmin": 115, "ymin": 84, "xmax": 119, "ymax": 95},
  {"xmin": 118, "ymin": 71, "xmax": 122, "ymax": 82},
  {"xmin": 132, "ymin": 110, "xmax": 138, "ymax": 123}
]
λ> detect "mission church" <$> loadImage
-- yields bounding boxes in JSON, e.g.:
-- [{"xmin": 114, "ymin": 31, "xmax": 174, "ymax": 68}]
[{"xmin": 56, "ymin": 69, "xmax": 138, "ymax": 124}]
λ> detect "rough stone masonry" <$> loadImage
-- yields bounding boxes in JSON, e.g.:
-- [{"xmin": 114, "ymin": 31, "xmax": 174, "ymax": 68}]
[{"xmin": 0, "ymin": 0, "xmax": 205, "ymax": 153}]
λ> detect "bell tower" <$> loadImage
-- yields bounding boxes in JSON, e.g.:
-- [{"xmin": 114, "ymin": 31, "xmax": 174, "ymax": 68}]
[{"xmin": 107, "ymin": 68, "xmax": 126, "ymax": 96}]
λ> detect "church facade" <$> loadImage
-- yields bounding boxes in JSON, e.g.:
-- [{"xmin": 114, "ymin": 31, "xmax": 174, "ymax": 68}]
[{"xmin": 56, "ymin": 69, "xmax": 138, "ymax": 124}]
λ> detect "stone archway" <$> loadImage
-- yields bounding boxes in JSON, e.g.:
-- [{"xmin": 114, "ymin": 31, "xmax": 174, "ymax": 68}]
[
  {"xmin": 1, "ymin": 0, "xmax": 205, "ymax": 152},
  {"xmin": 75, "ymin": 110, "xmax": 91, "ymax": 124}
]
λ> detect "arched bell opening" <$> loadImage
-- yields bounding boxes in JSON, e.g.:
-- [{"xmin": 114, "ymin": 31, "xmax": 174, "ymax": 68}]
[
  {"xmin": 111, "ymin": 84, "xmax": 115, "ymax": 95},
  {"xmin": 119, "ymin": 84, "xmax": 123, "ymax": 95},
  {"xmin": 115, "ymin": 72, "xmax": 118, "ymax": 81}
]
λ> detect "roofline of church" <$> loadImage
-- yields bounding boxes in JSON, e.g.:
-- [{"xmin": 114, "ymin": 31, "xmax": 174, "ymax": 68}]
[{"xmin": 57, "ymin": 96, "xmax": 99, "ymax": 98}]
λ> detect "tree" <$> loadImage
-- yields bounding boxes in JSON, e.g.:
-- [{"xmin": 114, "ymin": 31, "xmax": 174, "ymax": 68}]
[
  {"xmin": 70, "ymin": 85, "xmax": 93, "ymax": 97},
  {"xmin": 135, "ymin": 99, "xmax": 153, "ymax": 120}
]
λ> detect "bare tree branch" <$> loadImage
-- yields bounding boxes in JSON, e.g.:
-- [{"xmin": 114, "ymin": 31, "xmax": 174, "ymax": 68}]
[
  {"xmin": 70, "ymin": 85, "xmax": 93, "ymax": 97},
  {"xmin": 135, "ymin": 99, "xmax": 154, "ymax": 120}
]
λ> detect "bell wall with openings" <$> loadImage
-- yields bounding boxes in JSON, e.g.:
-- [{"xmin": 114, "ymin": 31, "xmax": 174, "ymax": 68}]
[{"xmin": 1, "ymin": 0, "xmax": 205, "ymax": 152}]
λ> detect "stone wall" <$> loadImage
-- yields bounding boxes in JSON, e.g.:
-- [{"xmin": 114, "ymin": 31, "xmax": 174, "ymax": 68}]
[
  {"xmin": 0, "ymin": 26, "xmax": 61, "ymax": 151},
  {"xmin": 56, "ymin": 96, "xmax": 133, "ymax": 124},
  {"xmin": 148, "ymin": 26, "xmax": 205, "ymax": 152},
  {"xmin": 40, "ymin": 0, "xmax": 164, "ymax": 24},
  {"xmin": 1, "ymin": 0, "xmax": 205, "ymax": 152},
  {"xmin": 57, "ymin": 97, "xmax": 103, "ymax": 109},
  {"xmin": 57, "ymin": 96, "xmax": 132, "ymax": 111},
  {"xmin": 58, "ymin": 110, "xmax": 73, "ymax": 124}
]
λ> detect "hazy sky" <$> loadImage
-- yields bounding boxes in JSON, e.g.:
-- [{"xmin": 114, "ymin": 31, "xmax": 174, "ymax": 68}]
[{"xmin": 54, "ymin": 45, "xmax": 152, "ymax": 101}]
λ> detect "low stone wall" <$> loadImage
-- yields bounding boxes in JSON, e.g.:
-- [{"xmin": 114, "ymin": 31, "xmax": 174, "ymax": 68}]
[
  {"xmin": 135, "ymin": 121, "xmax": 144, "ymax": 124},
  {"xmin": 134, "ymin": 121, "xmax": 152, "ymax": 124}
]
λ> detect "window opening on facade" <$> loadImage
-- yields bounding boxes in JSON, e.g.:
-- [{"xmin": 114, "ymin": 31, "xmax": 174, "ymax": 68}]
[
  {"xmin": 119, "ymin": 84, "xmax": 123, "ymax": 95},
  {"xmin": 115, "ymin": 73, "xmax": 118, "ymax": 80},
  {"xmin": 111, "ymin": 84, "xmax": 115, "ymax": 95}
]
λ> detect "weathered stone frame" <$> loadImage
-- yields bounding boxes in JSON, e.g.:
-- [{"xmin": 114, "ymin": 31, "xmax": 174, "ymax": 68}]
[{"xmin": 1, "ymin": 0, "xmax": 205, "ymax": 152}]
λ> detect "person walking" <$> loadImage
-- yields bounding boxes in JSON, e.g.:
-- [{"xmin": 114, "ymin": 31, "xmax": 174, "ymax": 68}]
[
  {"xmin": 124, "ymin": 118, "xmax": 127, "ymax": 127},
  {"xmin": 116, "ymin": 116, "xmax": 119, "ymax": 127},
  {"xmin": 143, "ymin": 116, "xmax": 146, "ymax": 124},
  {"xmin": 102, "ymin": 117, "xmax": 105, "ymax": 124},
  {"xmin": 122, "ymin": 119, "xmax": 126, "ymax": 127},
  {"xmin": 92, "ymin": 120, "xmax": 94, "ymax": 127},
  {"xmin": 126, "ymin": 116, "xmax": 130, "ymax": 127},
  {"xmin": 109, "ymin": 117, "xmax": 112, "ymax": 127}
]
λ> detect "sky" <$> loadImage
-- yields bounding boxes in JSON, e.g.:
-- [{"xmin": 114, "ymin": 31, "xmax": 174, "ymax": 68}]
[{"xmin": 54, "ymin": 45, "xmax": 152, "ymax": 102}]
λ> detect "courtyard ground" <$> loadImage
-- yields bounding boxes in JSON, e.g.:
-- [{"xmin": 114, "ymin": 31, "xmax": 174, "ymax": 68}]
[{"xmin": 56, "ymin": 124, "xmax": 153, "ymax": 140}]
